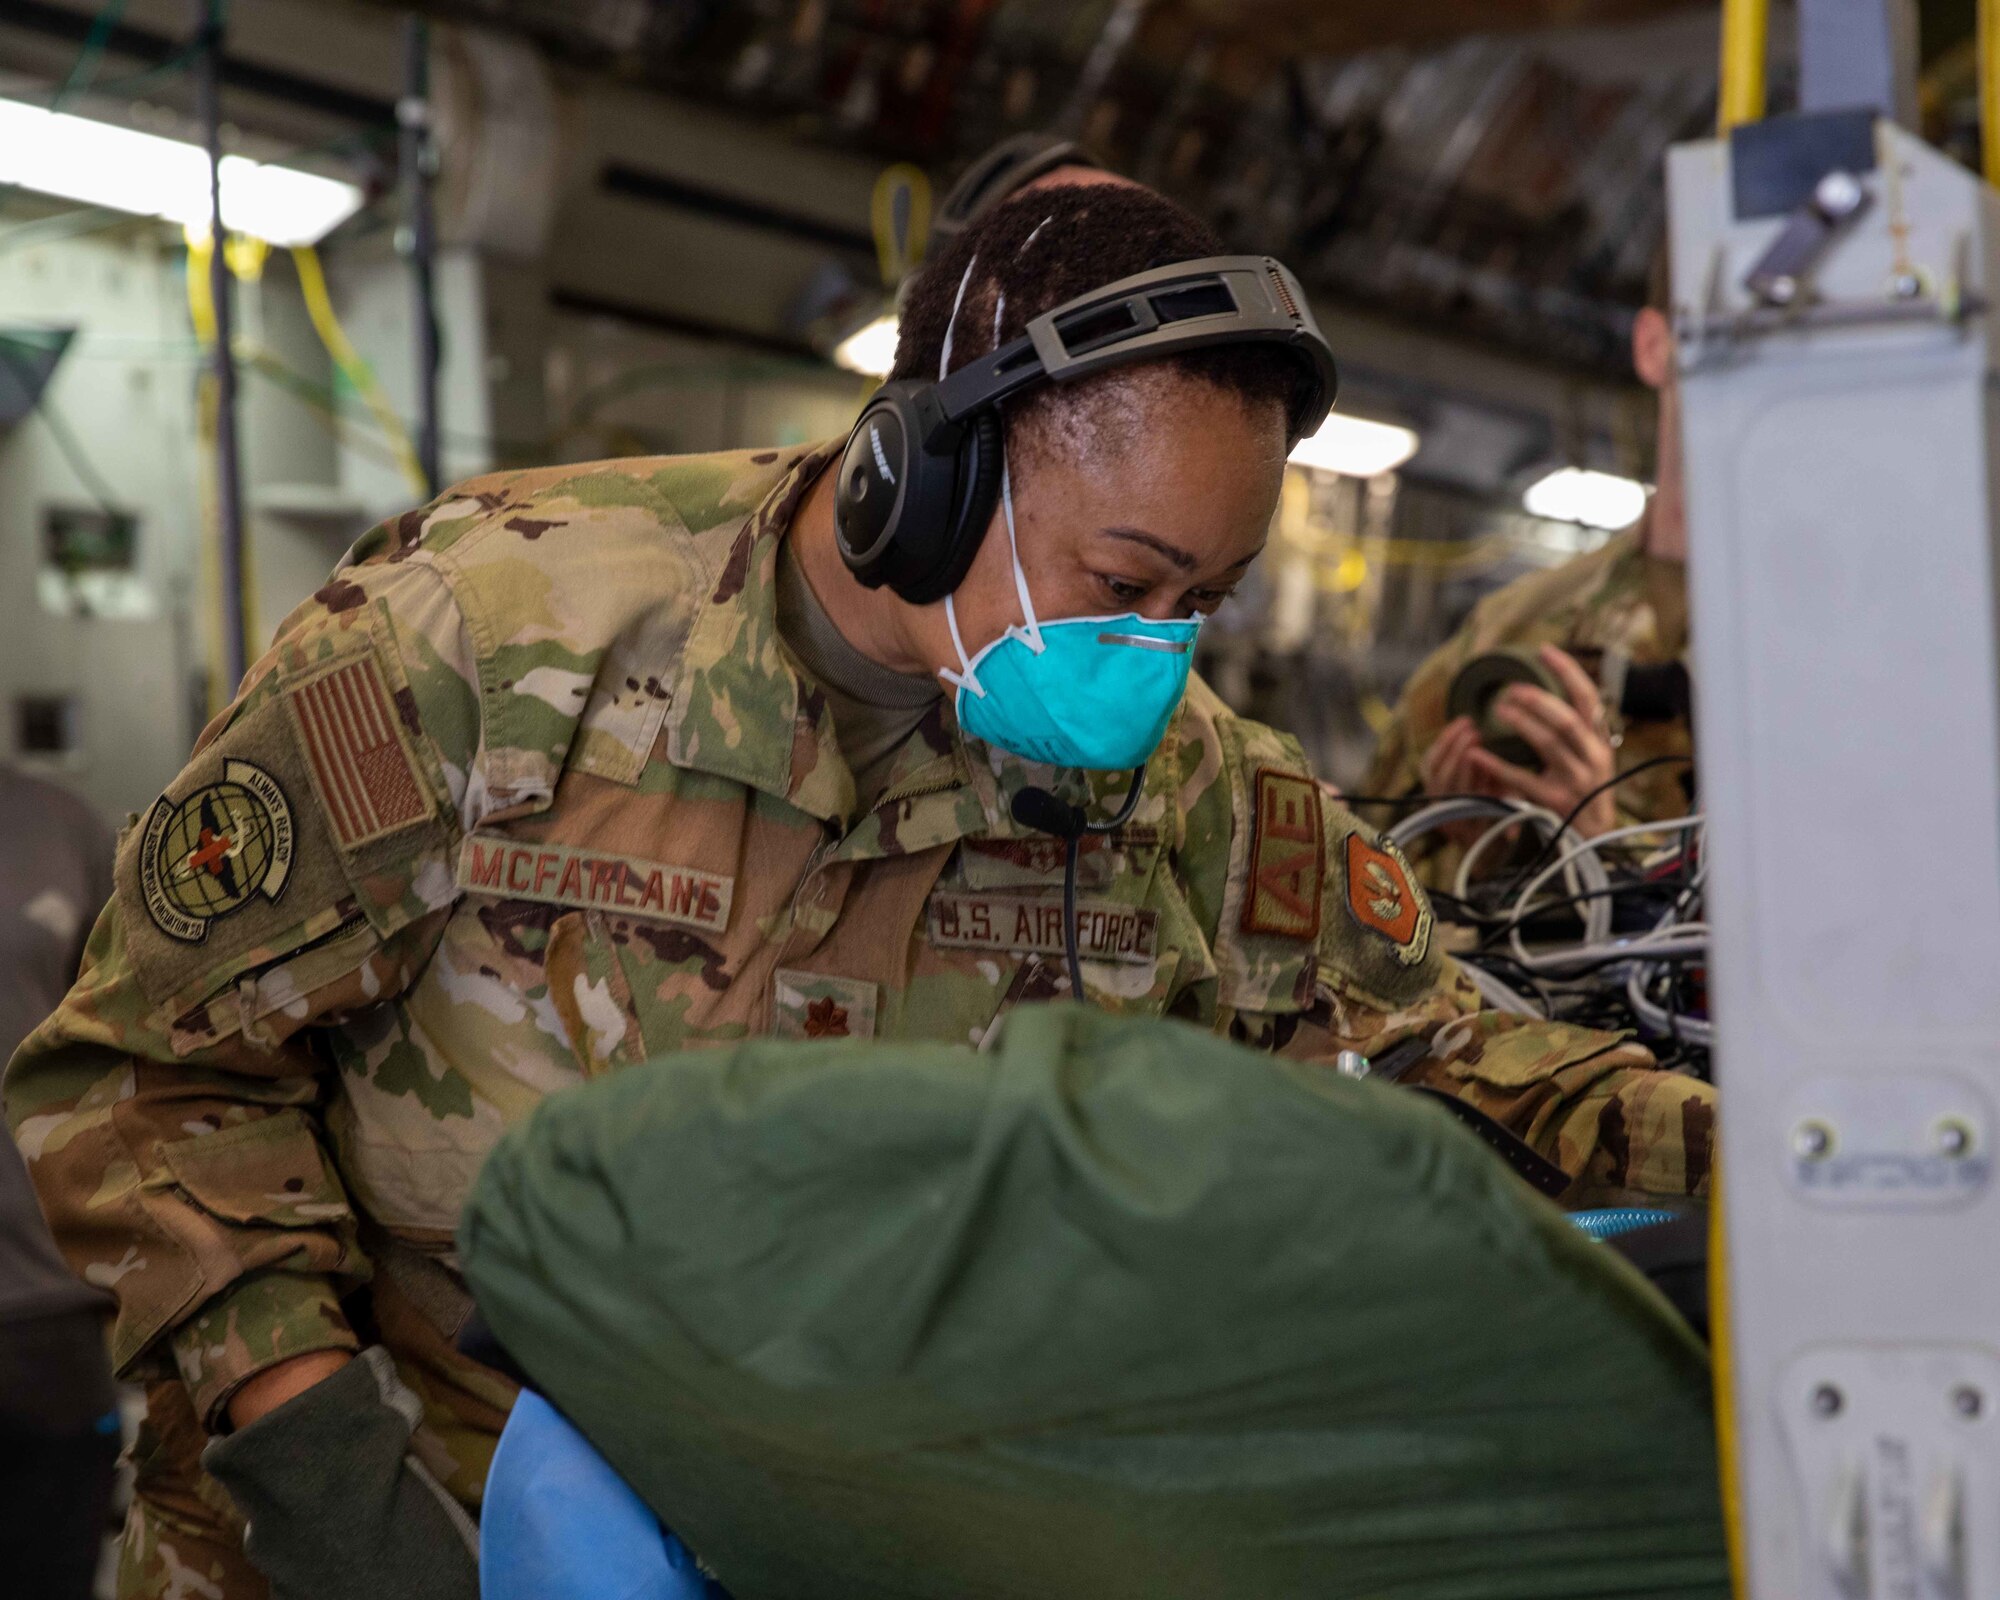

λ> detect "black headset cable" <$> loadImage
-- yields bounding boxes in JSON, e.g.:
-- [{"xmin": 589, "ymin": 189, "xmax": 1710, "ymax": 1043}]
[{"xmin": 1011, "ymin": 768, "xmax": 1147, "ymax": 1002}]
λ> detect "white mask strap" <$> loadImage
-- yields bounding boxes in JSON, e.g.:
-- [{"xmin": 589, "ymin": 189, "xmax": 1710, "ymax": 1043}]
[
  {"xmin": 935, "ymin": 266, "xmax": 996, "ymax": 701},
  {"xmin": 935, "ymin": 271, "xmax": 1054, "ymax": 694},
  {"xmin": 988, "ymin": 289, "xmax": 1044, "ymax": 655},
  {"xmin": 939, "ymin": 253, "xmax": 977, "ymax": 381},
  {"xmin": 938, "ymin": 592, "xmax": 986, "ymax": 698},
  {"xmin": 998, "ymin": 451, "xmax": 1043, "ymax": 653}
]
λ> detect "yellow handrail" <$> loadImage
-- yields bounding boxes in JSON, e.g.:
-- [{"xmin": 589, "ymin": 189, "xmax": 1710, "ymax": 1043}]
[
  {"xmin": 1709, "ymin": 1164, "xmax": 1749, "ymax": 1599},
  {"xmin": 1718, "ymin": 0, "xmax": 1769, "ymax": 133},
  {"xmin": 1982, "ymin": 0, "xmax": 2000, "ymax": 183},
  {"xmin": 184, "ymin": 230, "xmax": 249, "ymax": 706}
]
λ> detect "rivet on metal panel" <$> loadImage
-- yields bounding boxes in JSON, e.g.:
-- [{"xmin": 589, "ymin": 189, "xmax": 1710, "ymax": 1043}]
[
  {"xmin": 1936, "ymin": 1118, "xmax": 1976, "ymax": 1158},
  {"xmin": 1814, "ymin": 169, "xmax": 1866, "ymax": 218},
  {"xmin": 1793, "ymin": 1119, "xmax": 1836, "ymax": 1160}
]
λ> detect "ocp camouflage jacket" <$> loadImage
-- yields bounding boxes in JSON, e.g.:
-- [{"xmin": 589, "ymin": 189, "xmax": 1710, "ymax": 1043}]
[{"xmin": 6, "ymin": 443, "xmax": 1713, "ymax": 1513}]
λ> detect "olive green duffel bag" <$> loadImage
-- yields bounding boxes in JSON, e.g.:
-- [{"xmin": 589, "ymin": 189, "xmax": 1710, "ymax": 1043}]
[{"xmin": 461, "ymin": 1004, "xmax": 1726, "ymax": 1600}]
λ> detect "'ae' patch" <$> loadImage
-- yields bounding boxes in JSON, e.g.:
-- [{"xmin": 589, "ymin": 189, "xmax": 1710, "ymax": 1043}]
[
  {"xmin": 1240, "ymin": 768, "xmax": 1324, "ymax": 939},
  {"xmin": 1342, "ymin": 833, "xmax": 1431, "ymax": 966},
  {"xmin": 139, "ymin": 759, "xmax": 295, "ymax": 943}
]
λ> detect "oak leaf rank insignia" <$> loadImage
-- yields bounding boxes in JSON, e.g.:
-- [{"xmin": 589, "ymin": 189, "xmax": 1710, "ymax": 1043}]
[
  {"xmin": 803, "ymin": 997, "xmax": 850, "ymax": 1038},
  {"xmin": 773, "ymin": 970, "xmax": 878, "ymax": 1042}
]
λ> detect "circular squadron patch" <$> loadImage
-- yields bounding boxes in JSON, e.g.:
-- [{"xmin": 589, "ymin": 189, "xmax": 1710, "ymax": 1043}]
[{"xmin": 141, "ymin": 758, "xmax": 295, "ymax": 943}]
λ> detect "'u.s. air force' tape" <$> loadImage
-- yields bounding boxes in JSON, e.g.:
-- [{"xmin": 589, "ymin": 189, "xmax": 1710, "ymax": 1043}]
[{"xmin": 928, "ymin": 891, "xmax": 1158, "ymax": 964}]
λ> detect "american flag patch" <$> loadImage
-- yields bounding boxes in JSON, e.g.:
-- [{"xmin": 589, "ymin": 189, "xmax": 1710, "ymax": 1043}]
[{"xmin": 289, "ymin": 656, "xmax": 429, "ymax": 850}]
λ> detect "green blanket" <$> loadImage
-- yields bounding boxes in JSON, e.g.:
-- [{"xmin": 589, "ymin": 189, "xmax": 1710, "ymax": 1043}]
[{"xmin": 461, "ymin": 1004, "xmax": 1727, "ymax": 1599}]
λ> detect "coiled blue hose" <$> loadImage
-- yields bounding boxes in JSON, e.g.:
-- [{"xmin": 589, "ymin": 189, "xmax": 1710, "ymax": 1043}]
[{"xmin": 1569, "ymin": 1207, "xmax": 1679, "ymax": 1241}]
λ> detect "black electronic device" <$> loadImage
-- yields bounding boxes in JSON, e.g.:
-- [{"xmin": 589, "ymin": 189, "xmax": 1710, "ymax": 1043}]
[
  {"xmin": 834, "ymin": 254, "xmax": 1338, "ymax": 604},
  {"xmin": 1445, "ymin": 650, "xmax": 1559, "ymax": 773},
  {"xmin": 1620, "ymin": 659, "xmax": 1692, "ymax": 725},
  {"xmin": 1445, "ymin": 650, "xmax": 1694, "ymax": 777}
]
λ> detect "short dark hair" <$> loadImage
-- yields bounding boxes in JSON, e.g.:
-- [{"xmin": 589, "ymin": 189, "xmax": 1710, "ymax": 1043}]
[{"xmin": 892, "ymin": 183, "xmax": 1310, "ymax": 462}]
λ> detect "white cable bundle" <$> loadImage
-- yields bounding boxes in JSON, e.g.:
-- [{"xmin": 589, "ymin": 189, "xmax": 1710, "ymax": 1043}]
[{"xmin": 1386, "ymin": 798, "xmax": 1712, "ymax": 1052}]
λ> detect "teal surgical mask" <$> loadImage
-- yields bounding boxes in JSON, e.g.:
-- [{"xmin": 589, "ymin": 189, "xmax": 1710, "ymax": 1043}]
[{"xmin": 940, "ymin": 452, "xmax": 1200, "ymax": 771}]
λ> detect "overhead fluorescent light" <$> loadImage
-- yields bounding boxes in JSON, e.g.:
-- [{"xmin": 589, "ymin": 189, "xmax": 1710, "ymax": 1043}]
[
  {"xmin": 0, "ymin": 97, "xmax": 363, "ymax": 247},
  {"xmin": 833, "ymin": 314, "xmax": 899, "ymax": 378},
  {"xmin": 1523, "ymin": 466, "xmax": 1648, "ymax": 530},
  {"xmin": 1287, "ymin": 413, "xmax": 1420, "ymax": 478}
]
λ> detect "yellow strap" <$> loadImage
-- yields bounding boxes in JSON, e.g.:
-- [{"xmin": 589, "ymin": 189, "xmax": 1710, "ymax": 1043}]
[
  {"xmin": 290, "ymin": 244, "xmax": 429, "ymax": 495},
  {"xmin": 184, "ymin": 229, "xmax": 218, "ymax": 346},
  {"xmin": 184, "ymin": 231, "xmax": 254, "ymax": 706},
  {"xmin": 871, "ymin": 163, "xmax": 933, "ymax": 286}
]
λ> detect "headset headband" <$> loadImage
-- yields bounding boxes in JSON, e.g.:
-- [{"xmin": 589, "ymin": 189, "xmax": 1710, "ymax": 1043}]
[
  {"xmin": 834, "ymin": 251, "xmax": 1339, "ymax": 603},
  {"xmin": 934, "ymin": 133, "xmax": 1099, "ymax": 244},
  {"xmin": 914, "ymin": 255, "xmax": 1336, "ymax": 447}
]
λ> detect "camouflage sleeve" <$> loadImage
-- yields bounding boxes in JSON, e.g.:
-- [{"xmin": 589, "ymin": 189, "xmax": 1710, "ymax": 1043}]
[
  {"xmin": 1195, "ymin": 711, "xmax": 1716, "ymax": 1208},
  {"xmin": 1359, "ymin": 621, "xmax": 1478, "ymax": 802},
  {"xmin": 4, "ymin": 533, "xmax": 479, "ymax": 1425},
  {"xmin": 1300, "ymin": 958, "xmax": 1715, "ymax": 1207}
]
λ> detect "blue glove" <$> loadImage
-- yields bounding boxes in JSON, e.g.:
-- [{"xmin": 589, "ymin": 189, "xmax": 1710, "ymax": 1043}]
[{"xmin": 481, "ymin": 1389, "xmax": 724, "ymax": 1600}]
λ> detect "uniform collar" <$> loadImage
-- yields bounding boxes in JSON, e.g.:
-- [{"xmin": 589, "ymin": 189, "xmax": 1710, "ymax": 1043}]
[
  {"xmin": 663, "ymin": 440, "xmax": 855, "ymax": 820},
  {"xmin": 662, "ymin": 440, "xmax": 974, "ymax": 829},
  {"xmin": 832, "ymin": 720, "xmax": 1181, "ymax": 868}
]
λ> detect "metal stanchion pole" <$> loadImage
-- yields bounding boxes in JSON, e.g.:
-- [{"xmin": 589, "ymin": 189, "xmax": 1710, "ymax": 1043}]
[
  {"xmin": 401, "ymin": 14, "xmax": 441, "ymax": 496},
  {"xmin": 195, "ymin": 0, "xmax": 247, "ymax": 687}
]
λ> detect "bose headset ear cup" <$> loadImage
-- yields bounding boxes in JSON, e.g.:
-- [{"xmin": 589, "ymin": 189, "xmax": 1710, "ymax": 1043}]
[
  {"xmin": 835, "ymin": 383, "xmax": 952, "ymax": 591},
  {"xmin": 833, "ymin": 399, "xmax": 900, "ymax": 587},
  {"xmin": 834, "ymin": 387, "xmax": 1001, "ymax": 604},
  {"xmin": 896, "ymin": 410, "xmax": 1003, "ymax": 606}
]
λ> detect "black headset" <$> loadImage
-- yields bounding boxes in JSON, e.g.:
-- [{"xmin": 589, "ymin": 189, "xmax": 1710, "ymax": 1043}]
[
  {"xmin": 833, "ymin": 255, "xmax": 1339, "ymax": 605},
  {"xmin": 930, "ymin": 133, "xmax": 1100, "ymax": 251}
]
